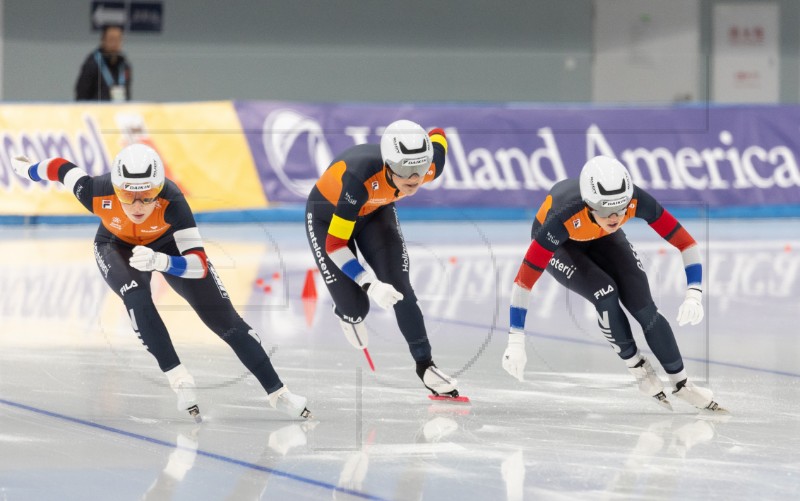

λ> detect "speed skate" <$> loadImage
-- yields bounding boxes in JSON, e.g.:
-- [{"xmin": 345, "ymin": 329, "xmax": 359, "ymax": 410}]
[{"xmin": 421, "ymin": 365, "xmax": 469, "ymax": 403}]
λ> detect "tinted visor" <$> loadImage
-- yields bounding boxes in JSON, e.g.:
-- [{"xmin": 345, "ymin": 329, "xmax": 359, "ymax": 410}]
[
  {"xmin": 385, "ymin": 158, "xmax": 431, "ymax": 179},
  {"xmin": 588, "ymin": 202, "xmax": 630, "ymax": 218},
  {"xmin": 114, "ymin": 182, "xmax": 163, "ymax": 204}
]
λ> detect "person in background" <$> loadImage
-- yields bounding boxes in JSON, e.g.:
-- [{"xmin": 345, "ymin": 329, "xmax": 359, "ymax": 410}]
[
  {"xmin": 75, "ymin": 25, "xmax": 132, "ymax": 102},
  {"xmin": 502, "ymin": 155, "xmax": 727, "ymax": 415},
  {"xmin": 10, "ymin": 145, "xmax": 310, "ymax": 420}
]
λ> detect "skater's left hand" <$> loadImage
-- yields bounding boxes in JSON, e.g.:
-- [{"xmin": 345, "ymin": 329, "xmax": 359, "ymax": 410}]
[
  {"xmin": 502, "ymin": 331, "xmax": 527, "ymax": 382},
  {"xmin": 130, "ymin": 245, "xmax": 169, "ymax": 272},
  {"xmin": 676, "ymin": 288, "xmax": 703, "ymax": 326}
]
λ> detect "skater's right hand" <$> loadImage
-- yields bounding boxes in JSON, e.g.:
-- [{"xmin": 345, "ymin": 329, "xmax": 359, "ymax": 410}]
[
  {"xmin": 502, "ymin": 331, "xmax": 527, "ymax": 382},
  {"xmin": 10, "ymin": 155, "xmax": 34, "ymax": 180},
  {"xmin": 130, "ymin": 245, "xmax": 170, "ymax": 272},
  {"xmin": 365, "ymin": 280, "xmax": 404, "ymax": 309}
]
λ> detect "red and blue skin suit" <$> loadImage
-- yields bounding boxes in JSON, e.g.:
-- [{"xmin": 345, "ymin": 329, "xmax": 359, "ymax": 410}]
[{"xmin": 510, "ymin": 178, "xmax": 703, "ymax": 378}]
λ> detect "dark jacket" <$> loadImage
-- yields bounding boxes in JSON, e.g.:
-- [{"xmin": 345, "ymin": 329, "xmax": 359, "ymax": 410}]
[{"xmin": 75, "ymin": 47, "xmax": 132, "ymax": 101}]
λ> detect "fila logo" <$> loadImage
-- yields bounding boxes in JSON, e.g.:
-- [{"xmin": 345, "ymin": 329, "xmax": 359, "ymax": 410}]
[
  {"xmin": 593, "ymin": 285, "xmax": 615, "ymax": 299},
  {"xmin": 120, "ymin": 280, "xmax": 138, "ymax": 296},
  {"xmin": 573, "ymin": 219, "xmax": 581, "ymax": 229},
  {"xmin": 371, "ymin": 181, "xmax": 380, "ymax": 190},
  {"xmin": 102, "ymin": 200, "xmax": 112, "ymax": 209}
]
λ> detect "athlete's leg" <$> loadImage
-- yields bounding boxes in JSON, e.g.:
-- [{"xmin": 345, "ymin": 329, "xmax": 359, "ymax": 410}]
[
  {"xmin": 94, "ymin": 240, "xmax": 180, "ymax": 371},
  {"xmin": 356, "ymin": 204, "xmax": 432, "ymax": 364},
  {"xmin": 589, "ymin": 233, "xmax": 726, "ymax": 412},
  {"xmin": 546, "ymin": 240, "xmax": 638, "ymax": 360},
  {"xmin": 588, "ymin": 231, "xmax": 684, "ymax": 375},
  {"xmin": 162, "ymin": 256, "xmax": 283, "ymax": 394}
]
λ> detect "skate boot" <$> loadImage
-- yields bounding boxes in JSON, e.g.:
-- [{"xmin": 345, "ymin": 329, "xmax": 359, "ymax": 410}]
[
  {"xmin": 165, "ymin": 365, "xmax": 201, "ymax": 423},
  {"xmin": 417, "ymin": 361, "xmax": 459, "ymax": 398},
  {"xmin": 339, "ymin": 318, "xmax": 368, "ymax": 349},
  {"xmin": 672, "ymin": 379, "xmax": 729, "ymax": 415},
  {"xmin": 269, "ymin": 386, "xmax": 313, "ymax": 419},
  {"xmin": 626, "ymin": 355, "xmax": 672, "ymax": 410}
]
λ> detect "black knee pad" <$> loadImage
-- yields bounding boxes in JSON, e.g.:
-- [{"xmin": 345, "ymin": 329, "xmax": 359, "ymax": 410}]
[
  {"xmin": 631, "ymin": 302, "xmax": 683, "ymax": 373},
  {"xmin": 631, "ymin": 302, "xmax": 661, "ymax": 334}
]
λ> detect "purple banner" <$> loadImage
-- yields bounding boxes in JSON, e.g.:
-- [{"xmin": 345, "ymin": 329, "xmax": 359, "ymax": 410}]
[{"xmin": 234, "ymin": 101, "xmax": 800, "ymax": 209}]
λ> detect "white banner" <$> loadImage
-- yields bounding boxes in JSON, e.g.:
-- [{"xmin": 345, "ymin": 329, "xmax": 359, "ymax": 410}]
[
  {"xmin": 593, "ymin": 0, "xmax": 700, "ymax": 104},
  {"xmin": 712, "ymin": 3, "xmax": 780, "ymax": 103}
]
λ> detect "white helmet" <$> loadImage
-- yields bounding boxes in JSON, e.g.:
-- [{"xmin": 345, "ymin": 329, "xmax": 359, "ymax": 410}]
[
  {"xmin": 111, "ymin": 143, "xmax": 165, "ymax": 204},
  {"xmin": 380, "ymin": 119, "xmax": 433, "ymax": 178},
  {"xmin": 579, "ymin": 155, "xmax": 633, "ymax": 217}
]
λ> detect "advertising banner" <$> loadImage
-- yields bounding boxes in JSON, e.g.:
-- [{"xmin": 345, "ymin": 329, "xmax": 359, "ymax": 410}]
[
  {"xmin": 3, "ymin": 101, "xmax": 799, "ymax": 218},
  {"xmin": 236, "ymin": 101, "xmax": 800, "ymax": 211},
  {"xmin": 0, "ymin": 102, "xmax": 267, "ymax": 216}
]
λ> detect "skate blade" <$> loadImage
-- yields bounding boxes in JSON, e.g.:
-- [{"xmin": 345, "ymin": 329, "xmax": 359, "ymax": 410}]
[
  {"xmin": 300, "ymin": 407, "xmax": 314, "ymax": 420},
  {"xmin": 428, "ymin": 394, "xmax": 471, "ymax": 404},
  {"xmin": 654, "ymin": 392, "xmax": 673, "ymax": 411},
  {"xmin": 697, "ymin": 402, "xmax": 731, "ymax": 421},
  {"xmin": 188, "ymin": 405, "xmax": 202, "ymax": 424},
  {"xmin": 363, "ymin": 348, "xmax": 375, "ymax": 372}
]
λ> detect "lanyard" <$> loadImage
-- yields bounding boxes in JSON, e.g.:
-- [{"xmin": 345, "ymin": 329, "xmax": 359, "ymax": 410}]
[{"xmin": 95, "ymin": 50, "xmax": 126, "ymax": 88}]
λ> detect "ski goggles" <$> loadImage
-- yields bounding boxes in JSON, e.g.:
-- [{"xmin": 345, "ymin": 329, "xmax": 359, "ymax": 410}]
[
  {"xmin": 589, "ymin": 206, "xmax": 628, "ymax": 218},
  {"xmin": 113, "ymin": 182, "xmax": 163, "ymax": 205}
]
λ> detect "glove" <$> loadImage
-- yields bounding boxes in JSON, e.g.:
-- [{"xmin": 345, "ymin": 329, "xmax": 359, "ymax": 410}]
[
  {"xmin": 10, "ymin": 155, "xmax": 34, "ymax": 180},
  {"xmin": 357, "ymin": 271, "xmax": 403, "ymax": 309},
  {"xmin": 129, "ymin": 245, "xmax": 169, "ymax": 273},
  {"xmin": 676, "ymin": 288, "xmax": 704, "ymax": 326},
  {"xmin": 502, "ymin": 332, "xmax": 527, "ymax": 382},
  {"xmin": 366, "ymin": 280, "xmax": 404, "ymax": 309}
]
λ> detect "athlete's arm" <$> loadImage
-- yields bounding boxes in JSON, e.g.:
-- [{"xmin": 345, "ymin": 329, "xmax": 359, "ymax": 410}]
[
  {"xmin": 323, "ymin": 172, "xmax": 371, "ymax": 284},
  {"xmin": 503, "ymin": 203, "xmax": 565, "ymax": 381},
  {"xmin": 11, "ymin": 156, "xmax": 97, "ymax": 212},
  {"xmin": 145, "ymin": 196, "xmax": 208, "ymax": 279},
  {"xmin": 635, "ymin": 188, "xmax": 702, "ymax": 291},
  {"xmin": 428, "ymin": 128, "xmax": 448, "ymax": 180},
  {"xmin": 509, "ymin": 215, "xmax": 565, "ymax": 334},
  {"xmin": 635, "ymin": 188, "xmax": 704, "ymax": 326}
]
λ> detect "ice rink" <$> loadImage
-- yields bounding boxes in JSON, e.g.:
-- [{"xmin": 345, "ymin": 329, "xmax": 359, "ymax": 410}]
[{"xmin": 1, "ymin": 218, "xmax": 798, "ymax": 501}]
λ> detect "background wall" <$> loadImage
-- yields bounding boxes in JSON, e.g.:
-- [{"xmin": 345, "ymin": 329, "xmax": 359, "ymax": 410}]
[
  {"xmin": 2, "ymin": 0, "xmax": 799, "ymax": 103},
  {"xmin": 1, "ymin": 0, "xmax": 594, "ymax": 103}
]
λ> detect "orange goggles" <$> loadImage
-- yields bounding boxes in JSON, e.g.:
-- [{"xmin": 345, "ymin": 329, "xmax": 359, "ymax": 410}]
[{"xmin": 114, "ymin": 183, "xmax": 163, "ymax": 205}]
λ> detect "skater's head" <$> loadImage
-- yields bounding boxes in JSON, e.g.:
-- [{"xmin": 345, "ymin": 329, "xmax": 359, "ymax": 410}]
[
  {"xmin": 381, "ymin": 119, "xmax": 433, "ymax": 196},
  {"xmin": 111, "ymin": 143, "xmax": 165, "ymax": 223},
  {"xmin": 580, "ymin": 155, "xmax": 633, "ymax": 233}
]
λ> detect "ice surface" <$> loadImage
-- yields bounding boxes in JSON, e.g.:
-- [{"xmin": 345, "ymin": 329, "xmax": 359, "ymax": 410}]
[{"xmin": 1, "ymin": 219, "xmax": 798, "ymax": 500}]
